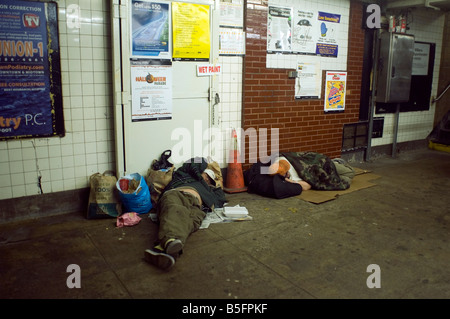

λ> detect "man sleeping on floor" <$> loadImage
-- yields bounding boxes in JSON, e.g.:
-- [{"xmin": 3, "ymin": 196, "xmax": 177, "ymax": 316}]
[{"xmin": 243, "ymin": 152, "xmax": 355, "ymax": 199}]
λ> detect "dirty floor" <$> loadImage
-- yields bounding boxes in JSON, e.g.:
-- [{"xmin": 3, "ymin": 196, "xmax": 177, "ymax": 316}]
[{"xmin": 1, "ymin": 148, "xmax": 449, "ymax": 304}]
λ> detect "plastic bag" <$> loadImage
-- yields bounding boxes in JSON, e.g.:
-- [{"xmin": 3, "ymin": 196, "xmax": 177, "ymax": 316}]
[
  {"xmin": 116, "ymin": 212, "xmax": 142, "ymax": 228},
  {"xmin": 116, "ymin": 173, "xmax": 153, "ymax": 214}
]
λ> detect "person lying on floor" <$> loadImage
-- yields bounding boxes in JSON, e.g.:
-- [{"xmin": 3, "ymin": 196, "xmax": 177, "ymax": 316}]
[
  {"xmin": 244, "ymin": 159, "xmax": 310, "ymax": 199},
  {"xmin": 244, "ymin": 152, "xmax": 355, "ymax": 198},
  {"xmin": 144, "ymin": 157, "xmax": 227, "ymax": 271},
  {"xmin": 267, "ymin": 157, "xmax": 312, "ymax": 191}
]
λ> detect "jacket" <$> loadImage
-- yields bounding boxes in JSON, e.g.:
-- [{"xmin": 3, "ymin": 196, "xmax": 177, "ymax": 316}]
[{"xmin": 163, "ymin": 157, "xmax": 227, "ymax": 210}]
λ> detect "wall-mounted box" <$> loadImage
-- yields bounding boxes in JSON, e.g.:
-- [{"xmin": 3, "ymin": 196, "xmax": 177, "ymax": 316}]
[{"xmin": 376, "ymin": 32, "xmax": 415, "ymax": 103}]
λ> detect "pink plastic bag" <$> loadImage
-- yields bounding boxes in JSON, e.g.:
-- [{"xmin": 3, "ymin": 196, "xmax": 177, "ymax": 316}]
[{"xmin": 116, "ymin": 212, "xmax": 142, "ymax": 228}]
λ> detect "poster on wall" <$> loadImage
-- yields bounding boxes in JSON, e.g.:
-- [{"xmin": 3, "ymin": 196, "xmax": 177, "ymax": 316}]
[
  {"xmin": 295, "ymin": 60, "xmax": 322, "ymax": 99},
  {"xmin": 0, "ymin": 0, "xmax": 64, "ymax": 140},
  {"xmin": 292, "ymin": 8, "xmax": 341, "ymax": 57},
  {"xmin": 267, "ymin": 5, "xmax": 292, "ymax": 53},
  {"xmin": 324, "ymin": 71, "xmax": 346, "ymax": 112},
  {"xmin": 219, "ymin": 28, "xmax": 245, "ymax": 56},
  {"xmin": 131, "ymin": 0, "xmax": 171, "ymax": 59},
  {"xmin": 220, "ymin": 0, "xmax": 244, "ymax": 28},
  {"xmin": 412, "ymin": 42, "xmax": 430, "ymax": 76},
  {"xmin": 131, "ymin": 60, "xmax": 172, "ymax": 121},
  {"xmin": 172, "ymin": 2, "xmax": 210, "ymax": 61},
  {"xmin": 267, "ymin": 1, "xmax": 343, "ymax": 58}
]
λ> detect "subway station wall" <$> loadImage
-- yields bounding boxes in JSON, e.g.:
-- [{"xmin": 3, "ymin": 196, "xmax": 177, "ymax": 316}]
[
  {"xmin": 0, "ymin": 0, "xmax": 446, "ymax": 202},
  {"xmin": 0, "ymin": 0, "xmax": 245, "ymax": 201},
  {"xmin": 371, "ymin": 8, "xmax": 446, "ymax": 148},
  {"xmin": 242, "ymin": 0, "xmax": 362, "ymax": 163}
]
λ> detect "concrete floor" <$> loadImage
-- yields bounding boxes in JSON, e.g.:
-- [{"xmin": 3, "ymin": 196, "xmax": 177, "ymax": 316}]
[{"xmin": 0, "ymin": 147, "xmax": 449, "ymax": 301}]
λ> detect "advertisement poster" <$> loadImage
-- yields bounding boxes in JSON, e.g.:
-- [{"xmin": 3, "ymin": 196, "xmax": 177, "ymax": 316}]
[
  {"xmin": 131, "ymin": 60, "xmax": 172, "ymax": 121},
  {"xmin": 292, "ymin": 8, "xmax": 341, "ymax": 57},
  {"xmin": 295, "ymin": 60, "xmax": 322, "ymax": 99},
  {"xmin": 324, "ymin": 71, "xmax": 346, "ymax": 112},
  {"xmin": 172, "ymin": 2, "xmax": 210, "ymax": 61},
  {"xmin": 131, "ymin": 1, "xmax": 171, "ymax": 59},
  {"xmin": 0, "ymin": 0, "xmax": 64, "ymax": 140},
  {"xmin": 267, "ymin": 5, "xmax": 292, "ymax": 52}
]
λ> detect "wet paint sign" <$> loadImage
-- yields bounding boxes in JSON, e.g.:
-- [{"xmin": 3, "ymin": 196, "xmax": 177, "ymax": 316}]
[
  {"xmin": 0, "ymin": 0, "xmax": 64, "ymax": 140},
  {"xmin": 196, "ymin": 64, "xmax": 222, "ymax": 76}
]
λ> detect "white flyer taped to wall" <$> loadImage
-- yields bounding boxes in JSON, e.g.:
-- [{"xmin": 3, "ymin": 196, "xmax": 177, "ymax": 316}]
[
  {"xmin": 295, "ymin": 60, "xmax": 322, "ymax": 99},
  {"xmin": 131, "ymin": 61, "xmax": 172, "ymax": 121},
  {"xmin": 267, "ymin": 5, "xmax": 292, "ymax": 52}
]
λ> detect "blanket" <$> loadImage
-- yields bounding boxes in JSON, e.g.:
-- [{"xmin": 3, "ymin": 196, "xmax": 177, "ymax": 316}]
[{"xmin": 281, "ymin": 152, "xmax": 350, "ymax": 191}]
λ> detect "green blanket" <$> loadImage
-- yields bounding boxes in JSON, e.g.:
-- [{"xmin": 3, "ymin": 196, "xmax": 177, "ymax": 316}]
[{"xmin": 281, "ymin": 152, "xmax": 350, "ymax": 190}]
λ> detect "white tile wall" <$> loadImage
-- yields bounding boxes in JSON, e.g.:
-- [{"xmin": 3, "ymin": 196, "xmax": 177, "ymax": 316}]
[
  {"xmin": 216, "ymin": 56, "xmax": 244, "ymax": 166},
  {"xmin": 0, "ymin": 0, "xmax": 115, "ymax": 200},
  {"xmin": 371, "ymin": 7, "xmax": 445, "ymax": 147}
]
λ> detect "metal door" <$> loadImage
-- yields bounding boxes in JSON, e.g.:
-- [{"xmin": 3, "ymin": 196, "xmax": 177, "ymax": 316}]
[{"xmin": 111, "ymin": 0, "xmax": 220, "ymax": 177}]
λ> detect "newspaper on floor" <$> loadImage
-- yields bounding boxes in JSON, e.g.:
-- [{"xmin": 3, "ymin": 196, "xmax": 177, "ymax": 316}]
[{"xmin": 200, "ymin": 205, "xmax": 253, "ymax": 229}]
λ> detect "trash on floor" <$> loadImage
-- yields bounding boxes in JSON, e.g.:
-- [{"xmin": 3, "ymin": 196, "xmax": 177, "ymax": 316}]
[
  {"xmin": 200, "ymin": 205, "xmax": 253, "ymax": 229},
  {"xmin": 116, "ymin": 212, "xmax": 142, "ymax": 228}
]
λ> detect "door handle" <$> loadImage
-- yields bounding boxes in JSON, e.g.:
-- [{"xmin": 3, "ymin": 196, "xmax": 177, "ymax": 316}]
[{"xmin": 212, "ymin": 93, "xmax": 220, "ymax": 125}]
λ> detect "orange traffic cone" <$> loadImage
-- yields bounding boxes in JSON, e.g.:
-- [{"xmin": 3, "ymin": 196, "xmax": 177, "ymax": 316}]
[{"xmin": 224, "ymin": 129, "xmax": 247, "ymax": 194}]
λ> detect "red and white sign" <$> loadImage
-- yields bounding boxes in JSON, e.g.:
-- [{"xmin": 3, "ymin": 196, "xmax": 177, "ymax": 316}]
[
  {"xmin": 197, "ymin": 64, "xmax": 222, "ymax": 76},
  {"xmin": 23, "ymin": 14, "xmax": 40, "ymax": 28}
]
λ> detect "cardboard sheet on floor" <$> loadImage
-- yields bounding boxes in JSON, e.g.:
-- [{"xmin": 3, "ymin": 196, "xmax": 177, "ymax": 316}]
[{"xmin": 297, "ymin": 168, "xmax": 380, "ymax": 204}]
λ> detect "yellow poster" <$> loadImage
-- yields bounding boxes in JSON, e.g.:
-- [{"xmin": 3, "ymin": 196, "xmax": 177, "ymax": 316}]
[
  {"xmin": 172, "ymin": 2, "xmax": 210, "ymax": 60},
  {"xmin": 324, "ymin": 71, "xmax": 347, "ymax": 112}
]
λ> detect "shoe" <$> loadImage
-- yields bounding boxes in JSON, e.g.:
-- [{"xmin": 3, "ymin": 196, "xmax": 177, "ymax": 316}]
[
  {"xmin": 144, "ymin": 248, "xmax": 175, "ymax": 270},
  {"xmin": 165, "ymin": 239, "xmax": 183, "ymax": 257}
]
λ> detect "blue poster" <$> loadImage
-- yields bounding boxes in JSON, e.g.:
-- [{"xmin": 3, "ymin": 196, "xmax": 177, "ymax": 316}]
[
  {"xmin": 316, "ymin": 11, "xmax": 340, "ymax": 57},
  {"xmin": 0, "ymin": 0, "xmax": 63, "ymax": 140},
  {"xmin": 131, "ymin": 1, "xmax": 171, "ymax": 58}
]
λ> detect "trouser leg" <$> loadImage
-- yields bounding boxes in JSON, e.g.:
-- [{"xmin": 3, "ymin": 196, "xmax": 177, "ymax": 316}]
[{"xmin": 156, "ymin": 190, "xmax": 205, "ymax": 246}]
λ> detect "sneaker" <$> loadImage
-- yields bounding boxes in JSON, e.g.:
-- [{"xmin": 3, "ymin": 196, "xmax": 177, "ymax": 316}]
[
  {"xmin": 165, "ymin": 238, "xmax": 183, "ymax": 257},
  {"xmin": 144, "ymin": 248, "xmax": 175, "ymax": 270}
]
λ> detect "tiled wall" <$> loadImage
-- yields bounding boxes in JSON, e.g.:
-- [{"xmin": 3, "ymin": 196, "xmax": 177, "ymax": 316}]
[
  {"xmin": 0, "ymin": 1, "xmax": 446, "ymax": 203},
  {"xmin": 0, "ymin": 0, "xmax": 115, "ymax": 200},
  {"xmin": 217, "ymin": 55, "xmax": 244, "ymax": 165},
  {"xmin": 371, "ymin": 7, "xmax": 446, "ymax": 147}
]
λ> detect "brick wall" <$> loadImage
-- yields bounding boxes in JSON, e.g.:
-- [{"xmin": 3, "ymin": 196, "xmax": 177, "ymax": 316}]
[{"xmin": 242, "ymin": 0, "xmax": 364, "ymax": 165}]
